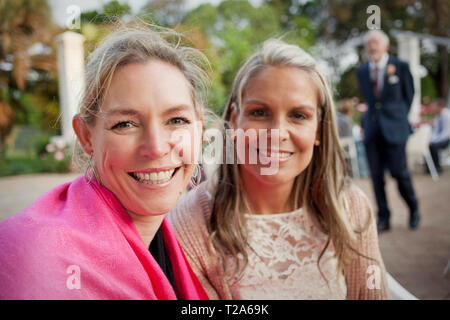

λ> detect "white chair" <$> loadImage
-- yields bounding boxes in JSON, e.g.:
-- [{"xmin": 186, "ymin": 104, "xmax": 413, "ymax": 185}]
[
  {"xmin": 340, "ymin": 136, "xmax": 360, "ymax": 178},
  {"xmin": 387, "ymin": 273, "xmax": 419, "ymax": 300},
  {"xmin": 406, "ymin": 124, "xmax": 439, "ymax": 181}
]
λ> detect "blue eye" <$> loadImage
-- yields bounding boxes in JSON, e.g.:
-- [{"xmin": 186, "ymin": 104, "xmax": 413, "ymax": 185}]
[
  {"xmin": 112, "ymin": 121, "xmax": 134, "ymax": 129},
  {"xmin": 169, "ymin": 117, "xmax": 191, "ymax": 125}
]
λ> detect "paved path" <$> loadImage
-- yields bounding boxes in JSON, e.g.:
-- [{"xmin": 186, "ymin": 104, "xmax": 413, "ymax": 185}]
[
  {"xmin": 353, "ymin": 172, "xmax": 450, "ymax": 300},
  {"xmin": 0, "ymin": 173, "xmax": 80, "ymax": 220},
  {"xmin": 0, "ymin": 171, "xmax": 449, "ymax": 299}
]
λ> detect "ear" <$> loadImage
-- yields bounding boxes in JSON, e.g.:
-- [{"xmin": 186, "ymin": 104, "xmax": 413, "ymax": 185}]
[
  {"xmin": 73, "ymin": 115, "xmax": 93, "ymax": 155},
  {"xmin": 229, "ymin": 103, "xmax": 239, "ymax": 130}
]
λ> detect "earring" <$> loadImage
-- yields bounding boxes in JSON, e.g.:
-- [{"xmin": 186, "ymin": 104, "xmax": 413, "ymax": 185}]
[
  {"xmin": 84, "ymin": 154, "xmax": 95, "ymax": 184},
  {"xmin": 190, "ymin": 164, "xmax": 202, "ymax": 188},
  {"xmin": 85, "ymin": 153, "xmax": 101, "ymax": 184},
  {"xmin": 314, "ymin": 140, "xmax": 321, "ymax": 146}
]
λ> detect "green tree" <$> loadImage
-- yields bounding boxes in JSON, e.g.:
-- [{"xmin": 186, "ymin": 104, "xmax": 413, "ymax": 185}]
[
  {"xmin": 81, "ymin": 0, "xmax": 131, "ymax": 25},
  {"xmin": 141, "ymin": 0, "xmax": 186, "ymax": 27},
  {"xmin": 183, "ymin": 0, "xmax": 315, "ymax": 112},
  {"xmin": 0, "ymin": 0, "xmax": 60, "ymax": 153},
  {"xmin": 291, "ymin": 0, "xmax": 449, "ymax": 100}
]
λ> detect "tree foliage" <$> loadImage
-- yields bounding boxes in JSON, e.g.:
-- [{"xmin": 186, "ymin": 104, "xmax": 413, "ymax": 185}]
[{"xmin": 0, "ymin": 0, "xmax": 60, "ymax": 152}]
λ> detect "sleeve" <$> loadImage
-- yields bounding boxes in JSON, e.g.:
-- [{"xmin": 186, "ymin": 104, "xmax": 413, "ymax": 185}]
[
  {"xmin": 343, "ymin": 185, "xmax": 390, "ymax": 300},
  {"xmin": 167, "ymin": 186, "xmax": 228, "ymax": 299},
  {"xmin": 432, "ymin": 111, "xmax": 450, "ymax": 144},
  {"xmin": 400, "ymin": 60, "xmax": 415, "ymax": 111},
  {"xmin": 442, "ymin": 111, "xmax": 450, "ymax": 142}
]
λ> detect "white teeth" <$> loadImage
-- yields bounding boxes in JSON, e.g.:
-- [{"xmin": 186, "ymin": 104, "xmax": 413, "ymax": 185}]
[
  {"xmin": 131, "ymin": 169, "xmax": 177, "ymax": 184},
  {"xmin": 258, "ymin": 150, "xmax": 292, "ymax": 158}
]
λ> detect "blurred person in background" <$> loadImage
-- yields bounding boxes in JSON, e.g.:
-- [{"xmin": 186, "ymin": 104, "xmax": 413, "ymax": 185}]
[
  {"xmin": 429, "ymin": 98, "xmax": 450, "ymax": 173},
  {"xmin": 337, "ymin": 99, "xmax": 355, "ymax": 138},
  {"xmin": 356, "ymin": 30, "xmax": 420, "ymax": 233}
]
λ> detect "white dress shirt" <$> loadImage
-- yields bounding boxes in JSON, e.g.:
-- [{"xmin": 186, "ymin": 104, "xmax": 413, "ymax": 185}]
[
  {"xmin": 430, "ymin": 107, "xmax": 450, "ymax": 144},
  {"xmin": 369, "ymin": 53, "xmax": 389, "ymax": 94}
]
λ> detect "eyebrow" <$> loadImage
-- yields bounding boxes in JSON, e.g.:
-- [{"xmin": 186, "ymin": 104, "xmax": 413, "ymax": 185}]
[
  {"xmin": 105, "ymin": 108, "xmax": 139, "ymax": 117},
  {"xmin": 161, "ymin": 104, "xmax": 194, "ymax": 116},
  {"xmin": 105, "ymin": 104, "xmax": 194, "ymax": 117},
  {"xmin": 243, "ymin": 99, "xmax": 316, "ymax": 111}
]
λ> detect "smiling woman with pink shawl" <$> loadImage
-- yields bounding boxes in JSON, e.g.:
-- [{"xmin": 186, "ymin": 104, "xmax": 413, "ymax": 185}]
[{"xmin": 0, "ymin": 27, "xmax": 209, "ymax": 300}]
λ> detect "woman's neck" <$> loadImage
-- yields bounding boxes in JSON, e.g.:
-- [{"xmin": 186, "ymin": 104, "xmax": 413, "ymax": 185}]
[
  {"xmin": 127, "ymin": 211, "xmax": 165, "ymax": 248},
  {"xmin": 241, "ymin": 174, "xmax": 296, "ymax": 215}
]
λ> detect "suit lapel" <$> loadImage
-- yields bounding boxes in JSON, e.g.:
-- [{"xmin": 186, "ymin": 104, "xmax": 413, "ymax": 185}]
[
  {"xmin": 362, "ymin": 63, "xmax": 375, "ymax": 103},
  {"xmin": 379, "ymin": 56, "xmax": 394, "ymax": 101}
]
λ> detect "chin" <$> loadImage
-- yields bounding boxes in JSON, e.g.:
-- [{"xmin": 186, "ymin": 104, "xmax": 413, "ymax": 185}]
[
  {"xmin": 252, "ymin": 167, "xmax": 297, "ymax": 186},
  {"xmin": 133, "ymin": 199, "xmax": 178, "ymax": 216}
]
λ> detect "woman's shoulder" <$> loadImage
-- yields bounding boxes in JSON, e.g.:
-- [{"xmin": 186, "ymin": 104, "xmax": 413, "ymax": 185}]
[
  {"xmin": 341, "ymin": 183, "xmax": 374, "ymax": 229},
  {"xmin": 342, "ymin": 183, "xmax": 371, "ymax": 206},
  {"xmin": 168, "ymin": 180, "xmax": 216, "ymax": 236}
]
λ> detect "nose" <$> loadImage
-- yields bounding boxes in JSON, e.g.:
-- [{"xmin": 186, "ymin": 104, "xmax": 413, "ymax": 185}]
[
  {"xmin": 272, "ymin": 117, "xmax": 290, "ymax": 142},
  {"xmin": 139, "ymin": 122, "xmax": 171, "ymax": 159}
]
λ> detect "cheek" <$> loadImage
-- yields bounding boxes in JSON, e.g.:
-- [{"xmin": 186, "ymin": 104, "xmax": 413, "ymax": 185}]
[
  {"xmin": 92, "ymin": 132, "xmax": 135, "ymax": 173},
  {"xmin": 171, "ymin": 126, "xmax": 202, "ymax": 165},
  {"xmin": 292, "ymin": 128, "xmax": 317, "ymax": 154}
]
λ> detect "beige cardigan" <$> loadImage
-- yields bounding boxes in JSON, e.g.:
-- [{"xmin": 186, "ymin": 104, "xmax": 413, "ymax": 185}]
[{"xmin": 168, "ymin": 181, "xmax": 390, "ymax": 300}]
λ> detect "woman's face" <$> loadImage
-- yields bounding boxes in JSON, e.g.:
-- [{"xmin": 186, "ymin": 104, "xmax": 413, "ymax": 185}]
[
  {"xmin": 230, "ymin": 65, "xmax": 320, "ymax": 189},
  {"xmin": 77, "ymin": 60, "xmax": 202, "ymax": 216}
]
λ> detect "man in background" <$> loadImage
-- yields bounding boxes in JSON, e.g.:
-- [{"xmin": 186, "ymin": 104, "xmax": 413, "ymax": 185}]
[{"xmin": 356, "ymin": 30, "xmax": 420, "ymax": 232}]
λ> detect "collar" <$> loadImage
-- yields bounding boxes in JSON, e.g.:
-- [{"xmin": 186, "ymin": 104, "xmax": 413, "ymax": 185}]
[{"xmin": 369, "ymin": 53, "xmax": 389, "ymax": 70}]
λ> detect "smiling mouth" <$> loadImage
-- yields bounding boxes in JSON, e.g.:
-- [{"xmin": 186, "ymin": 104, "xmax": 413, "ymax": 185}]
[
  {"xmin": 128, "ymin": 167, "xmax": 180, "ymax": 184},
  {"xmin": 256, "ymin": 149, "xmax": 294, "ymax": 159}
]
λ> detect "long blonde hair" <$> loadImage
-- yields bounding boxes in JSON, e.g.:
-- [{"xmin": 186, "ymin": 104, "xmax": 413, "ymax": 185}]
[{"xmin": 210, "ymin": 38, "xmax": 367, "ymax": 279}]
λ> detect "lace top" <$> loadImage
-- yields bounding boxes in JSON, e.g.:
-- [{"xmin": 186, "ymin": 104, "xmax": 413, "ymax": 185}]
[
  {"xmin": 168, "ymin": 181, "xmax": 390, "ymax": 300},
  {"xmin": 225, "ymin": 209, "xmax": 347, "ymax": 300}
]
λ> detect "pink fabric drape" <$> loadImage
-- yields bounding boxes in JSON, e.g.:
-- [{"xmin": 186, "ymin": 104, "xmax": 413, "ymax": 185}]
[{"xmin": 0, "ymin": 176, "xmax": 208, "ymax": 300}]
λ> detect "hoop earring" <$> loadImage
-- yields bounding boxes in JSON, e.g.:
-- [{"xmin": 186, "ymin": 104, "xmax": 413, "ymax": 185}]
[
  {"xmin": 190, "ymin": 164, "xmax": 202, "ymax": 188},
  {"xmin": 84, "ymin": 154, "xmax": 95, "ymax": 184},
  {"xmin": 84, "ymin": 154, "xmax": 101, "ymax": 184}
]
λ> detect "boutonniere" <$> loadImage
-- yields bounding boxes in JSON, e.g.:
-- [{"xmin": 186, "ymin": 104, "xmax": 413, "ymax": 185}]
[
  {"xmin": 386, "ymin": 63, "xmax": 399, "ymax": 84},
  {"xmin": 386, "ymin": 64, "xmax": 396, "ymax": 76}
]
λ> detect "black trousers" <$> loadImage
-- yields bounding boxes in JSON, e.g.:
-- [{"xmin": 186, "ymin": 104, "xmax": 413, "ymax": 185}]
[
  {"xmin": 429, "ymin": 139, "xmax": 450, "ymax": 172},
  {"xmin": 364, "ymin": 127, "xmax": 418, "ymax": 222}
]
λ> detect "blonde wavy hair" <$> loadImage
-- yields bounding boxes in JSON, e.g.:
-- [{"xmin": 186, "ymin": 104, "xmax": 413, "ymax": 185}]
[
  {"xmin": 209, "ymin": 38, "xmax": 369, "ymax": 280},
  {"xmin": 72, "ymin": 24, "xmax": 210, "ymax": 172}
]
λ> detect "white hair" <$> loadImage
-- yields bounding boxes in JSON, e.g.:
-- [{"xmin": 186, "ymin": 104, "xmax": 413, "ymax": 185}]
[{"xmin": 363, "ymin": 30, "xmax": 390, "ymax": 47}]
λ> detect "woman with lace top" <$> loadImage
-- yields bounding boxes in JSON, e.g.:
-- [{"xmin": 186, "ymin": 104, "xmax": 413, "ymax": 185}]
[{"xmin": 168, "ymin": 39, "xmax": 389, "ymax": 300}]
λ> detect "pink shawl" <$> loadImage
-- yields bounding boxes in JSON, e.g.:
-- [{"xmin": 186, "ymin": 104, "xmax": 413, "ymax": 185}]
[{"xmin": 0, "ymin": 175, "xmax": 208, "ymax": 300}]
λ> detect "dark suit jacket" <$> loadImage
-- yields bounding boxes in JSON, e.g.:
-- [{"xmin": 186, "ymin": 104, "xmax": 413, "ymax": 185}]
[{"xmin": 357, "ymin": 56, "xmax": 415, "ymax": 145}]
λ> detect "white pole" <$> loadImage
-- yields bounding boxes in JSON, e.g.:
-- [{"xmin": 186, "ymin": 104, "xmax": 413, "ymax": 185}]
[
  {"xmin": 396, "ymin": 33, "xmax": 421, "ymax": 124},
  {"xmin": 56, "ymin": 31, "xmax": 85, "ymax": 145}
]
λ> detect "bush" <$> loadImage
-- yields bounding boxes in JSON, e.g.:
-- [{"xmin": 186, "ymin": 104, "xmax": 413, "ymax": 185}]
[
  {"xmin": 0, "ymin": 154, "xmax": 72, "ymax": 177},
  {"xmin": 0, "ymin": 139, "xmax": 72, "ymax": 177}
]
